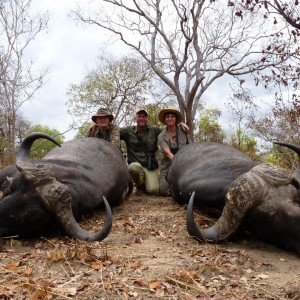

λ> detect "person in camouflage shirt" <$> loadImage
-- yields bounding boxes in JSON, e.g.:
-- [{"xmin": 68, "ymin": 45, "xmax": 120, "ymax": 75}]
[{"xmin": 88, "ymin": 108, "xmax": 120, "ymax": 146}]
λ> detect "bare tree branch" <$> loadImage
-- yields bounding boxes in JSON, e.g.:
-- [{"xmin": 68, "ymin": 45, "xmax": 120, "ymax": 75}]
[
  {"xmin": 72, "ymin": 0, "xmax": 299, "ymax": 137},
  {"xmin": 0, "ymin": 0, "xmax": 49, "ymax": 164}
]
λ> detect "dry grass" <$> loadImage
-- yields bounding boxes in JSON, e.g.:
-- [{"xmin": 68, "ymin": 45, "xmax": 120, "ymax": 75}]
[{"xmin": 0, "ymin": 194, "xmax": 300, "ymax": 299}]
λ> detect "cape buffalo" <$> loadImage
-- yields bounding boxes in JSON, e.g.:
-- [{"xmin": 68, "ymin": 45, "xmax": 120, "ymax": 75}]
[
  {"xmin": 0, "ymin": 132, "xmax": 133, "ymax": 241},
  {"xmin": 168, "ymin": 142, "xmax": 257, "ymax": 214},
  {"xmin": 168, "ymin": 142, "xmax": 300, "ymax": 256}
]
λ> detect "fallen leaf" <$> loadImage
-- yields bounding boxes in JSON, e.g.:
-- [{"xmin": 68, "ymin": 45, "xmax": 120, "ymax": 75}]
[
  {"xmin": 31, "ymin": 289, "xmax": 48, "ymax": 300},
  {"xmin": 134, "ymin": 279, "xmax": 148, "ymax": 287},
  {"xmin": 56, "ymin": 287, "xmax": 77, "ymax": 296},
  {"xmin": 0, "ymin": 287, "xmax": 12, "ymax": 298},
  {"xmin": 23, "ymin": 267, "xmax": 33, "ymax": 276},
  {"xmin": 128, "ymin": 291, "xmax": 138, "ymax": 297},
  {"xmin": 254, "ymin": 273, "xmax": 269, "ymax": 280},
  {"xmin": 90, "ymin": 261, "xmax": 103, "ymax": 270},
  {"xmin": 4, "ymin": 261, "xmax": 19, "ymax": 272},
  {"xmin": 131, "ymin": 259, "xmax": 142, "ymax": 269},
  {"xmin": 149, "ymin": 281, "xmax": 161, "ymax": 289},
  {"xmin": 155, "ymin": 288, "xmax": 165, "ymax": 297}
]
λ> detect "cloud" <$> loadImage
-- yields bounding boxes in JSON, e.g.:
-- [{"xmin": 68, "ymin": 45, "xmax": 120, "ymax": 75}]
[
  {"xmin": 23, "ymin": 0, "xmax": 111, "ymax": 140},
  {"xmin": 23, "ymin": 0, "xmax": 279, "ymax": 142}
]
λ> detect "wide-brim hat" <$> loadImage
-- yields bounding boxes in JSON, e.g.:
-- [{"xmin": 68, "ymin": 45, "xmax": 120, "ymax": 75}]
[
  {"xmin": 92, "ymin": 108, "xmax": 114, "ymax": 123},
  {"xmin": 158, "ymin": 108, "xmax": 182, "ymax": 125}
]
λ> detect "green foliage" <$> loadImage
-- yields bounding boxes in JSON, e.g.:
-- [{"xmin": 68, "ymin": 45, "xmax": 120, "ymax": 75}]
[
  {"xmin": 134, "ymin": 101, "xmax": 180, "ymax": 127},
  {"xmin": 25, "ymin": 124, "xmax": 64, "ymax": 159},
  {"xmin": 229, "ymin": 129, "xmax": 259, "ymax": 161},
  {"xmin": 195, "ymin": 108, "xmax": 226, "ymax": 143},
  {"xmin": 66, "ymin": 54, "xmax": 151, "ymax": 126},
  {"xmin": 265, "ymin": 145, "xmax": 299, "ymax": 170},
  {"xmin": 74, "ymin": 122, "xmax": 92, "ymax": 139}
]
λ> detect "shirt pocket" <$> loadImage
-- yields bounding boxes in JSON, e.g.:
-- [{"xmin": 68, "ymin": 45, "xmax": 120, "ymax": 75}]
[{"xmin": 146, "ymin": 137, "xmax": 158, "ymax": 152}]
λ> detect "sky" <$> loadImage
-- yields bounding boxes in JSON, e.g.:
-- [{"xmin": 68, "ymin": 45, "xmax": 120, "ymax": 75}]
[
  {"xmin": 22, "ymin": 0, "xmax": 121, "ymax": 140},
  {"xmin": 21, "ymin": 0, "xmax": 274, "ymax": 142}
]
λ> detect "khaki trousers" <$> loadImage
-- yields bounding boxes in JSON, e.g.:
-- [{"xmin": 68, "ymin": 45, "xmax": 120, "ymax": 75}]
[{"xmin": 128, "ymin": 162, "xmax": 159, "ymax": 195}]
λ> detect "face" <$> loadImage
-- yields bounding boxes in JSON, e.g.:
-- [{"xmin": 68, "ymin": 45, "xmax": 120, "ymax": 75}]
[
  {"xmin": 95, "ymin": 116, "xmax": 110, "ymax": 128},
  {"xmin": 0, "ymin": 175, "xmax": 53, "ymax": 237},
  {"xmin": 164, "ymin": 113, "xmax": 177, "ymax": 126},
  {"xmin": 135, "ymin": 112, "xmax": 149, "ymax": 127}
]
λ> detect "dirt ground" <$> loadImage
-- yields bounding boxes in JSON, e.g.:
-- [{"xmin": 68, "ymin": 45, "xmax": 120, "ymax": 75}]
[{"xmin": 1, "ymin": 194, "xmax": 300, "ymax": 299}]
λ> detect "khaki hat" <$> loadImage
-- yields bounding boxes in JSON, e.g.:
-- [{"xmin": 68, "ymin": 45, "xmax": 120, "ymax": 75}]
[
  {"xmin": 92, "ymin": 108, "xmax": 114, "ymax": 123},
  {"xmin": 135, "ymin": 108, "xmax": 149, "ymax": 116},
  {"xmin": 158, "ymin": 108, "xmax": 182, "ymax": 125}
]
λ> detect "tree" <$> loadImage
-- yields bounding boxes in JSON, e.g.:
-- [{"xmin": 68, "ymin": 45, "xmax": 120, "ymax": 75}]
[
  {"xmin": 0, "ymin": 0, "xmax": 49, "ymax": 164},
  {"xmin": 250, "ymin": 93, "xmax": 300, "ymax": 144},
  {"xmin": 240, "ymin": 1, "xmax": 300, "ymax": 30},
  {"xmin": 228, "ymin": 129, "xmax": 259, "ymax": 161},
  {"xmin": 225, "ymin": 86, "xmax": 258, "ymax": 145},
  {"xmin": 66, "ymin": 54, "xmax": 152, "ymax": 127},
  {"xmin": 195, "ymin": 108, "xmax": 226, "ymax": 143},
  {"xmin": 23, "ymin": 124, "xmax": 64, "ymax": 160},
  {"xmin": 74, "ymin": 122, "xmax": 91, "ymax": 139},
  {"xmin": 236, "ymin": 1, "xmax": 300, "ymax": 91},
  {"xmin": 73, "ymin": 0, "xmax": 298, "ymax": 138}
]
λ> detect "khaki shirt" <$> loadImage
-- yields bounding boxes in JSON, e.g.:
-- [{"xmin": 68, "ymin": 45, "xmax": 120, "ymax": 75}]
[
  {"xmin": 158, "ymin": 126, "xmax": 192, "ymax": 176},
  {"xmin": 158, "ymin": 126, "xmax": 191, "ymax": 152},
  {"xmin": 88, "ymin": 123, "xmax": 120, "ymax": 146},
  {"xmin": 120, "ymin": 125, "xmax": 162, "ymax": 166}
]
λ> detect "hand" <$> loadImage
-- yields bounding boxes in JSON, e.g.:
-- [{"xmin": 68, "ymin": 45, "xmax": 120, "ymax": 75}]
[
  {"xmin": 164, "ymin": 148, "xmax": 175, "ymax": 161},
  {"xmin": 180, "ymin": 123, "xmax": 190, "ymax": 133},
  {"xmin": 87, "ymin": 124, "xmax": 97, "ymax": 135}
]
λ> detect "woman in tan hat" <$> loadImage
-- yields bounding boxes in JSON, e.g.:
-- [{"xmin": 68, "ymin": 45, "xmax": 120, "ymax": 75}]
[
  {"xmin": 88, "ymin": 108, "xmax": 120, "ymax": 146},
  {"xmin": 157, "ymin": 108, "xmax": 192, "ymax": 196}
]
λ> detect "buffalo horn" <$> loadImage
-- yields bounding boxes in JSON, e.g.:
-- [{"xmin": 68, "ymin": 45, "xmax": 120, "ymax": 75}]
[
  {"xmin": 274, "ymin": 142, "xmax": 300, "ymax": 178},
  {"xmin": 187, "ymin": 188, "xmax": 250, "ymax": 243},
  {"xmin": 16, "ymin": 132, "xmax": 61, "ymax": 167},
  {"xmin": 16, "ymin": 132, "xmax": 112, "ymax": 241},
  {"xmin": 187, "ymin": 163, "xmax": 291, "ymax": 243},
  {"xmin": 37, "ymin": 180, "xmax": 112, "ymax": 241}
]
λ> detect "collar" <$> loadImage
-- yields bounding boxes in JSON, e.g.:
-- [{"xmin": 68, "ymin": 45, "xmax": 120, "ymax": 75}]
[{"xmin": 134, "ymin": 125, "xmax": 150, "ymax": 134}]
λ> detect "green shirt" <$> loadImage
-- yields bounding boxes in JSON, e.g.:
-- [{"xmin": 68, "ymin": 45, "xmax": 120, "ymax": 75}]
[{"xmin": 120, "ymin": 125, "xmax": 162, "ymax": 166}]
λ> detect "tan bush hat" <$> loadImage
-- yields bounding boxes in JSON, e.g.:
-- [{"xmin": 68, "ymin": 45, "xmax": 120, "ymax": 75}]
[
  {"xmin": 92, "ymin": 108, "xmax": 114, "ymax": 123},
  {"xmin": 158, "ymin": 108, "xmax": 182, "ymax": 125}
]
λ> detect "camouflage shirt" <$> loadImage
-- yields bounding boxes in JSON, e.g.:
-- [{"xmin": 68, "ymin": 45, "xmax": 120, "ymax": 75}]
[
  {"xmin": 120, "ymin": 125, "xmax": 162, "ymax": 166},
  {"xmin": 88, "ymin": 123, "xmax": 120, "ymax": 146}
]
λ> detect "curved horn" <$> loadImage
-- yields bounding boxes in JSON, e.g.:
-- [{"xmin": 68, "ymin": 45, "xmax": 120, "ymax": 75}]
[
  {"xmin": 186, "ymin": 192, "xmax": 205, "ymax": 242},
  {"xmin": 37, "ymin": 180, "xmax": 112, "ymax": 241},
  {"xmin": 17, "ymin": 132, "xmax": 61, "ymax": 166},
  {"xmin": 187, "ymin": 166, "xmax": 267, "ymax": 243},
  {"xmin": 274, "ymin": 141, "xmax": 300, "ymax": 158},
  {"xmin": 274, "ymin": 141, "xmax": 300, "ymax": 178},
  {"xmin": 187, "ymin": 191, "xmax": 231, "ymax": 242}
]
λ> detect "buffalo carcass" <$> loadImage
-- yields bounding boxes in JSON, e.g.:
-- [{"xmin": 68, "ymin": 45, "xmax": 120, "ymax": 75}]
[
  {"xmin": 167, "ymin": 142, "xmax": 300, "ymax": 256},
  {"xmin": 0, "ymin": 133, "xmax": 132, "ymax": 241}
]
